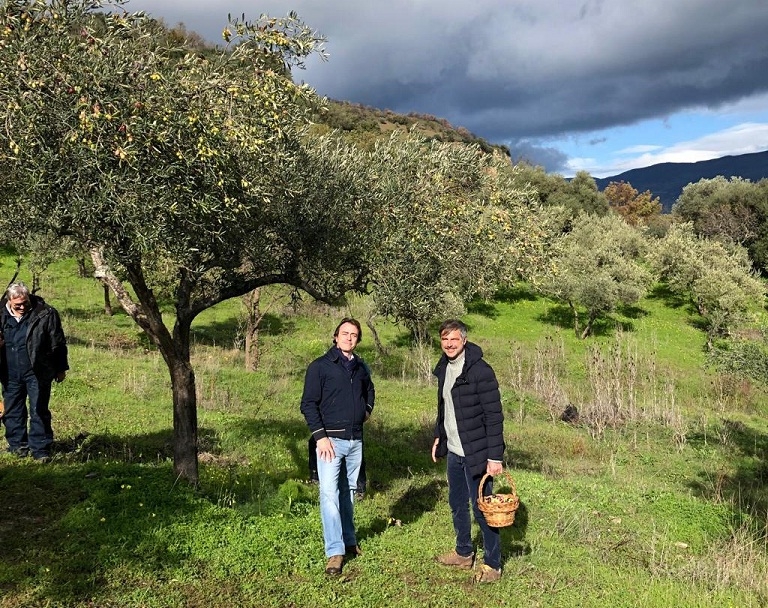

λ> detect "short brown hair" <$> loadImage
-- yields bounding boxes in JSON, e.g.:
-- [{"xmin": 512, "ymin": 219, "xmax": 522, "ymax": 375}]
[
  {"xmin": 438, "ymin": 319, "xmax": 467, "ymax": 339},
  {"xmin": 334, "ymin": 317, "xmax": 363, "ymax": 342}
]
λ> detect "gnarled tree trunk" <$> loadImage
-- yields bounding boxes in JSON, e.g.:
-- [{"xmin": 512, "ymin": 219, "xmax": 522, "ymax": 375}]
[{"xmin": 92, "ymin": 248, "xmax": 199, "ymax": 484}]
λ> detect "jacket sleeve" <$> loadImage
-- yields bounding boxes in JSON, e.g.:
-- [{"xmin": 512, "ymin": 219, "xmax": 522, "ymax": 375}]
[
  {"xmin": 300, "ymin": 361, "xmax": 327, "ymax": 440},
  {"xmin": 478, "ymin": 362, "xmax": 505, "ymax": 462},
  {"xmin": 48, "ymin": 307, "xmax": 69, "ymax": 374},
  {"xmin": 432, "ymin": 372, "xmax": 448, "ymax": 458},
  {"xmin": 364, "ymin": 363, "xmax": 375, "ymax": 417}
]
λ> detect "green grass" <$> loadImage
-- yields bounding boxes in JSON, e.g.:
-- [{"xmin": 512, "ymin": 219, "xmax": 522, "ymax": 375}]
[{"xmin": 0, "ymin": 255, "xmax": 767, "ymax": 607}]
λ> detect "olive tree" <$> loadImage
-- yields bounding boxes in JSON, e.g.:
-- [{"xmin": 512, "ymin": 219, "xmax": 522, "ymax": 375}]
[
  {"xmin": 0, "ymin": 0, "xmax": 376, "ymax": 483},
  {"xmin": 647, "ymin": 222, "xmax": 765, "ymax": 347},
  {"xmin": 673, "ymin": 176, "xmax": 768, "ymax": 271},
  {"xmin": 366, "ymin": 136, "xmax": 541, "ymax": 343},
  {"xmin": 535, "ymin": 213, "xmax": 655, "ymax": 338}
]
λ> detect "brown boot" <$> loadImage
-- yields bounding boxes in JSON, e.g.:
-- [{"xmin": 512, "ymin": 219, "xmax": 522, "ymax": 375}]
[
  {"xmin": 474, "ymin": 564, "xmax": 502, "ymax": 583},
  {"xmin": 345, "ymin": 545, "xmax": 362, "ymax": 556},
  {"xmin": 436, "ymin": 550, "xmax": 474, "ymax": 569},
  {"xmin": 325, "ymin": 554, "xmax": 344, "ymax": 576}
]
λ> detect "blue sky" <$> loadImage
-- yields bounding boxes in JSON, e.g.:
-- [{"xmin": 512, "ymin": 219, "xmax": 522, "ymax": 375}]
[
  {"xmin": 562, "ymin": 96, "xmax": 768, "ymax": 176},
  {"xmin": 125, "ymin": 0, "xmax": 768, "ymax": 179}
]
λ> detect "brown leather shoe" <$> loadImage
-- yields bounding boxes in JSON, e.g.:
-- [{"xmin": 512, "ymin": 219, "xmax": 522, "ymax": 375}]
[
  {"xmin": 436, "ymin": 550, "xmax": 474, "ymax": 569},
  {"xmin": 474, "ymin": 564, "xmax": 502, "ymax": 583},
  {"xmin": 325, "ymin": 554, "xmax": 344, "ymax": 575},
  {"xmin": 345, "ymin": 545, "xmax": 362, "ymax": 556}
]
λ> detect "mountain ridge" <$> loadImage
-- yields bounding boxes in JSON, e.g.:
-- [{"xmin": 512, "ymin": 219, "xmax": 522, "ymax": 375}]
[{"xmin": 593, "ymin": 150, "xmax": 768, "ymax": 212}]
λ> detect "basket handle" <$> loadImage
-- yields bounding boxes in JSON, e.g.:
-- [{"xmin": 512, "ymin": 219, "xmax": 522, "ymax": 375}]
[{"xmin": 478, "ymin": 470, "xmax": 517, "ymax": 503}]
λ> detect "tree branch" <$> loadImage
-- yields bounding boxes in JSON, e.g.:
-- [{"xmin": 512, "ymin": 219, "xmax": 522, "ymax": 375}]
[{"xmin": 90, "ymin": 247, "xmax": 145, "ymax": 323}]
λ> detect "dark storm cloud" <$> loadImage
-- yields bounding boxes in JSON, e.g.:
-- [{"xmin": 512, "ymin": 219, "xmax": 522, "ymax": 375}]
[
  {"xmin": 506, "ymin": 141, "xmax": 570, "ymax": 173},
  {"xmin": 125, "ymin": 0, "xmax": 768, "ymax": 145}
]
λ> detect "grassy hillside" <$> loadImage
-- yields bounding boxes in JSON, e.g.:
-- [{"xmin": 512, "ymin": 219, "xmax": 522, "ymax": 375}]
[
  {"xmin": 1, "ymin": 254, "xmax": 767, "ymax": 607},
  {"xmin": 312, "ymin": 100, "xmax": 509, "ymax": 156}
]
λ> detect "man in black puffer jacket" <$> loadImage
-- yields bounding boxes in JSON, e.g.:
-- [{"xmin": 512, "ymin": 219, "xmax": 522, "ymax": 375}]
[{"xmin": 431, "ymin": 319, "xmax": 505, "ymax": 583}]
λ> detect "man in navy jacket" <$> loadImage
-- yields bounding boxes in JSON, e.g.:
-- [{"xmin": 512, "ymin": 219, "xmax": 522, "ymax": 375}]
[
  {"xmin": 301, "ymin": 318, "xmax": 374, "ymax": 575},
  {"xmin": 0, "ymin": 283, "xmax": 69, "ymax": 461},
  {"xmin": 431, "ymin": 319, "xmax": 505, "ymax": 583}
]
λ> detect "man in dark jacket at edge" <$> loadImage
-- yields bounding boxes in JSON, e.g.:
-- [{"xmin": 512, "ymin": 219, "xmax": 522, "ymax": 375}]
[
  {"xmin": 431, "ymin": 318, "xmax": 505, "ymax": 584},
  {"xmin": 0, "ymin": 283, "xmax": 69, "ymax": 461},
  {"xmin": 300, "ymin": 318, "xmax": 375, "ymax": 576}
]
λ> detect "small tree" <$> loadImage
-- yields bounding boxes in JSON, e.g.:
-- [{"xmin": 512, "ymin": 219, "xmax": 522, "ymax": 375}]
[
  {"xmin": 535, "ymin": 213, "xmax": 654, "ymax": 338},
  {"xmin": 549, "ymin": 171, "xmax": 610, "ymax": 217},
  {"xmin": 366, "ymin": 136, "xmax": 540, "ymax": 342},
  {"xmin": 672, "ymin": 176, "xmax": 768, "ymax": 271},
  {"xmin": 648, "ymin": 223, "xmax": 765, "ymax": 347},
  {"xmin": 604, "ymin": 181, "xmax": 662, "ymax": 227},
  {"xmin": 0, "ymin": 0, "xmax": 376, "ymax": 483}
]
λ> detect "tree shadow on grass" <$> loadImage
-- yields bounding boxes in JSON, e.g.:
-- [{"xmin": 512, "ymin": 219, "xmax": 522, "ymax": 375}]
[
  {"xmin": 466, "ymin": 299, "xmax": 499, "ymax": 319},
  {"xmin": 494, "ymin": 285, "xmax": 539, "ymax": 305},
  {"xmin": 191, "ymin": 313, "xmax": 294, "ymax": 348},
  {"xmin": 646, "ymin": 284, "xmax": 709, "ymax": 332},
  {"xmin": 537, "ymin": 304, "xmax": 635, "ymax": 337},
  {"xmin": 355, "ymin": 477, "xmax": 447, "ymax": 545},
  {"xmin": 65, "ymin": 331, "xmax": 153, "ymax": 352},
  {"xmin": 0, "ymin": 411, "xmax": 538, "ymax": 605},
  {"xmin": 52, "ymin": 428, "xmax": 175, "ymax": 462},
  {"xmin": 687, "ymin": 418, "xmax": 768, "ymax": 528},
  {"xmin": 389, "ymin": 478, "xmax": 445, "ymax": 525},
  {"xmin": 647, "ymin": 283, "xmax": 688, "ymax": 309},
  {"xmin": 505, "ymin": 447, "xmax": 546, "ymax": 473},
  {"xmin": 60, "ymin": 306, "xmax": 131, "ymax": 321},
  {"xmin": 0, "ymin": 435, "xmax": 210, "ymax": 605},
  {"xmin": 231, "ymin": 413, "xmax": 439, "ymax": 495},
  {"xmin": 616, "ymin": 303, "xmax": 649, "ymax": 320}
]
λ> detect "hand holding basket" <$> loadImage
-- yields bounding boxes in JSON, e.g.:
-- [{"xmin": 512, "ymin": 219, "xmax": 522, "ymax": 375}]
[{"xmin": 477, "ymin": 470, "xmax": 519, "ymax": 528}]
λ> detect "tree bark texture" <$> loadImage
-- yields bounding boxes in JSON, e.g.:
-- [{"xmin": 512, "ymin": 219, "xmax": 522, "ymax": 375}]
[
  {"xmin": 169, "ymin": 357, "xmax": 199, "ymax": 484},
  {"xmin": 244, "ymin": 288, "xmax": 261, "ymax": 372}
]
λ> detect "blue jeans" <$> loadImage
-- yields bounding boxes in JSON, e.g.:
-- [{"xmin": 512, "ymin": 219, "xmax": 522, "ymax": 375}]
[
  {"xmin": 3, "ymin": 373, "xmax": 53, "ymax": 458},
  {"xmin": 317, "ymin": 438, "xmax": 363, "ymax": 557},
  {"xmin": 447, "ymin": 451, "xmax": 501, "ymax": 570}
]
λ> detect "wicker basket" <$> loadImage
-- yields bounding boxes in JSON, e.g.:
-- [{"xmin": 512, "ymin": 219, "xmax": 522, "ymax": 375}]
[{"xmin": 477, "ymin": 471, "xmax": 519, "ymax": 528}]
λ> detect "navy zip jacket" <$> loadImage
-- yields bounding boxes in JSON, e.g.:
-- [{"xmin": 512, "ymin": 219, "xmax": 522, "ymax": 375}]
[
  {"xmin": 0, "ymin": 294, "xmax": 69, "ymax": 386},
  {"xmin": 301, "ymin": 346, "xmax": 375, "ymax": 441},
  {"xmin": 433, "ymin": 341, "xmax": 504, "ymax": 478}
]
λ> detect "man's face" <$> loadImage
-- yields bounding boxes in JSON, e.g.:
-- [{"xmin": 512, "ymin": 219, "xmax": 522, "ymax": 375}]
[
  {"xmin": 8, "ymin": 295, "xmax": 30, "ymax": 315},
  {"xmin": 440, "ymin": 329, "xmax": 466, "ymax": 360},
  {"xmin": 335, "ymin": 322, "xmax": 360, "ymax": 355}
]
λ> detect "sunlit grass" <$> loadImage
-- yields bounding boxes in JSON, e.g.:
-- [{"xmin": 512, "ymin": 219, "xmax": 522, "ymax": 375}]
[{"xmin": 0, "ymin": 254, "xmax": 767, "ymax": 606}]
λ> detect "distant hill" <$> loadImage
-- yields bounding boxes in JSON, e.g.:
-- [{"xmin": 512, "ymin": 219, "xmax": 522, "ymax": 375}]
[
  {"xmin": 314, "ymin": 100, "xmax": 510, "ymax": 156},
  {"xmin": 316, "ymin": 100, "xmax": 767, "ymax": 214},
  {"xmin": 594, "ymin": 150, "xmax": 768, "ymax": 213}
]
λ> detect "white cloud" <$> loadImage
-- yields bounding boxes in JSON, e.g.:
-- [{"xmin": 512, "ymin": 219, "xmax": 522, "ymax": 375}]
[
  {"xmin": 574, "ymin": 123, "xmax": 768, "ymax": 177},
  {"xmin": 616, "ymin": 145, "xmax": 664, "ymax": 155}
]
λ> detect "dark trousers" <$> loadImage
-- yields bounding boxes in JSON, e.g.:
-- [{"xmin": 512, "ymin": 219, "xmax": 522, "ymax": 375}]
[
  {"xmin": 2, "ymin": 373, "xmax": 53, "ymax": 458},
  {"xmin": 309, "ymin": 436, "xmax": 367, "ymax": 491},
  {"xmin": 447, "ymin": 451, "xmax": 501, "ymax": 570}
]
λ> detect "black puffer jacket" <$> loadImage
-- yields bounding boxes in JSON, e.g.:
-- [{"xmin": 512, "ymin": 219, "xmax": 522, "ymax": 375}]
[
  {"xmin": 0, "ymin": 294, "xmax": 69, "ymax": 385},
  {"xmin": 300, "ymin": 347, "xmax": 375, "ymax": 441},
  {"xmin": 433, "ymin": 341, "xmax": 504, "ymax": 477}
]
